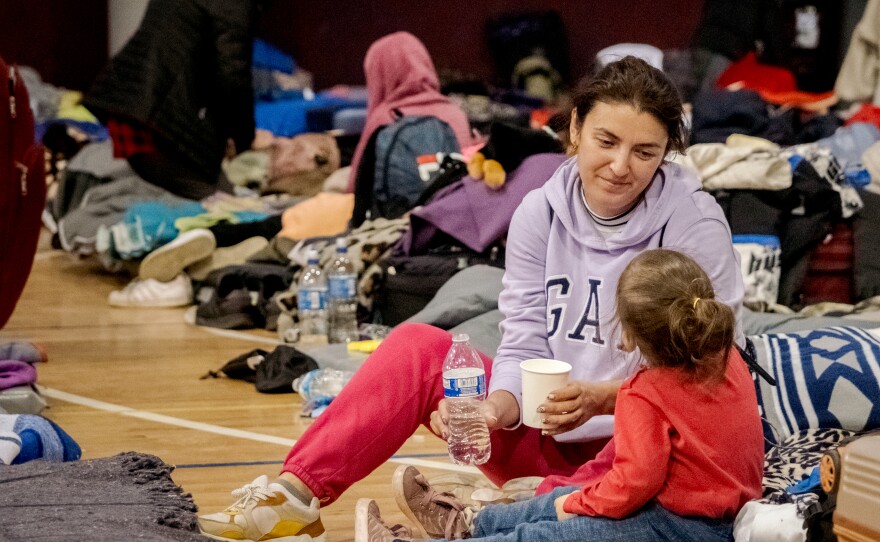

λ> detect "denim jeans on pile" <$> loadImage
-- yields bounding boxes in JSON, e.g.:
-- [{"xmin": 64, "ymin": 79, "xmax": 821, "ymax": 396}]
[{"xmin": 456, "ymin": 486, "xmax": 733, "ymax": 542}]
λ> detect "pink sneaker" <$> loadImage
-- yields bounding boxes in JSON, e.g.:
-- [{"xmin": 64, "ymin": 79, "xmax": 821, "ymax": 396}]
[
  {"xmin": 354, "ymin": 499, "xmax": 414, "ymax": 542},
  {"xmin": 392, "ymin": 465, "xmax": 473, "ymax": 539}
]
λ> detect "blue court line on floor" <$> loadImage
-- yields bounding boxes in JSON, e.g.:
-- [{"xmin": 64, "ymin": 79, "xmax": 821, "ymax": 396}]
[{"xmin": 176, "ymin": 453, "xmax": 449, "ymax": 469}]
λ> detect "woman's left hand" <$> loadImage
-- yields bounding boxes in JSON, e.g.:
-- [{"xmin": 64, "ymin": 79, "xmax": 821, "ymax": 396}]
[
  {"xmin": 554, "ymin": 495, "xmax": 576, "ymax": 521},
  {"xmin": 537, "ymin": 379, "xmax": 621, "ymax": 436}
]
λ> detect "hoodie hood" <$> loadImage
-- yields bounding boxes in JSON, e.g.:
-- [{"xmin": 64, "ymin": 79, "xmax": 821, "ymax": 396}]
[{"xmin": 544, "ymin": 157, "xmax": 703, "ymax": 251}]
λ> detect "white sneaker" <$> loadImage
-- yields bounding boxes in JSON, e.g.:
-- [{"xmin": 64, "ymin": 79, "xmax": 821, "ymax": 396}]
[
  {"xmin": 108, "ymin": 274, "xmax": 193, "ymax": 308},
  {"xmin": 139, "ymin": 229, "xmax": 216, "ymax": 282},
  {"xmin": 198, "ymin": 475, "xmax": 326, "ymax": 541}
]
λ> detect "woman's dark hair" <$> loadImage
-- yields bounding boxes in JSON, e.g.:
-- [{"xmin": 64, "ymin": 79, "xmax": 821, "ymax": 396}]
[
  {"xmin": 571, "ymin": 56, "xmax": 687, "ymax": 155},
  {"xmin": 616, "ymin": 249, "xmax": 734, "ymax": 382}
]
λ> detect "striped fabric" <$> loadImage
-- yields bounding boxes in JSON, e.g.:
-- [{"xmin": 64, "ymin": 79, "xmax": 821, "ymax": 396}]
[{"xmin": 752, "ymin": 326, "xmax": 880, "ymax": 446}]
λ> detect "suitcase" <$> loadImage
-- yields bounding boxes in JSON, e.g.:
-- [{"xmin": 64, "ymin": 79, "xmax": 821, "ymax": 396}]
[
  {"xmin": 0, "ymin": 57, "xmax": 47, "ymax": 328},
  {"xmin": 799, "ymin": 222, "xmax": 854, "ymax": 306},
  {"xmin": 831, "ymin": 434, "xmax": 880, "ymax": 542}
]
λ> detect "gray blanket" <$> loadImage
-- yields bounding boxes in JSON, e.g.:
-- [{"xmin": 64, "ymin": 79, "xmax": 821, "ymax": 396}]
[{"xmin": 0, "ymin": 452, "xmax": 206, "ymax": 541}]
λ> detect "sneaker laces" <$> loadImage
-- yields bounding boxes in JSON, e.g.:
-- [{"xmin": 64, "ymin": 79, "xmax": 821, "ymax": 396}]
[
  {"xmin": 227, "ymin": 481, "xmax": 275, "ymax": 513},
  {"xmin": 415, "ymin": 473, "xmax": 471, "ymax": 539}
]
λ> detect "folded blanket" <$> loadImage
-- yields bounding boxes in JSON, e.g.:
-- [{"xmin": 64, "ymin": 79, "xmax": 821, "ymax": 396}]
[
  {"xmin": 752, "ymin": 326, "xmax": 880, "ymax": 445},
  {"xmin": 0, "ymin": 452, "xmax": 203, "ymax": 541}
]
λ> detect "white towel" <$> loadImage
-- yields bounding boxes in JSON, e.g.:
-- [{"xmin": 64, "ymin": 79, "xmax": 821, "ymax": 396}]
[{"xmin": 0, "ymin": 414, "xmax": 22, "ymax": 465}]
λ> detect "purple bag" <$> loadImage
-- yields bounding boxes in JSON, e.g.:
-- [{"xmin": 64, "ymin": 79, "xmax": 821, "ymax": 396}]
[{"xmin": 0, "ymin": 360, "xmax": 37, "ymax": 390}]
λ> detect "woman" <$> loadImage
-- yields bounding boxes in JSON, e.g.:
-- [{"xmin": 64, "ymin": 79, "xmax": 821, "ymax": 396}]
[
  {"xmin": 197, "ymin": 56, "xmax": 744, "ymax": 542},
  {"xmin": 346, "ymin": 31, "xmax": 474, "ymax": 193}
]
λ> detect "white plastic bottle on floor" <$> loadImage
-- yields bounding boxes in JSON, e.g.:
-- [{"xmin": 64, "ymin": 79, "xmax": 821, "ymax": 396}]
[
  {"xmin": 297, "ymin": 248, "xmax": 328, "ymax": 345},
  {"xmin": 443, "ymin": 333, "xmax": 491, "ymax": 465},
  {"xmin": 326, "ymin": 237, "xmax": 359, "ymax": 343}
]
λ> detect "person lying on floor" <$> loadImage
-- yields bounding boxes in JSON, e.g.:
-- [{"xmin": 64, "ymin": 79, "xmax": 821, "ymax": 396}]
[
  {"xmin": 197, "ymin": 56, "xmax": 746, "ymax": 542},
  {"xmin": 356, "ymin": 250, "xmax": 764, "ymax": 541}
]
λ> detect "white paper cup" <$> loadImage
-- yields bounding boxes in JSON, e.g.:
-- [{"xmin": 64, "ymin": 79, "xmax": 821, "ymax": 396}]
[{"xmin": 520, "ymin": 358, "xmax": 572, "ymax": 428}]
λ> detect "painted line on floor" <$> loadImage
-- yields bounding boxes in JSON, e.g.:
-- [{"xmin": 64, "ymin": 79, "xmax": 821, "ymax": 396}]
[
  {"xmin": 175, "ymin": 452, "xmax": 450, "ymax": 470},
  {"xmin": 38, "ymin": 386, "xmax": 480, "ymax": 474}
]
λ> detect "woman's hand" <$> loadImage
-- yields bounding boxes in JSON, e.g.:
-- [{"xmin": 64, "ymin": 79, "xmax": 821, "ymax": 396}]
[
  {"xmin": 554, "ymin": 494, "xmax": 576, "ymax": 521},
  {"xmin": 429, "ymin": 390, "xmax": 519, "ymax": 440},
  {"xmin": 537, "ymin": 380, "xmax": 622, "ymax": 436}
]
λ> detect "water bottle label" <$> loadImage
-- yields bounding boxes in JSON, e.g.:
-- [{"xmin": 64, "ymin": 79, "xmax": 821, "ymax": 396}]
[
  {"xmin": 298, "ymin": 288, "xmax": 327, "ymax": 311},
  {"xmin": 443, "ymin": 372, "xmax": 486, "ymax": 397},
  {"xmin": 328, "ymin": 274, "xmax": 357, "ymax": 298}
]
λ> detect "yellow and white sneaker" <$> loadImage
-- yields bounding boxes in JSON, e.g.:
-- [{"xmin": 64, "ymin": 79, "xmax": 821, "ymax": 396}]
[{"xmin": 198, "ymin": 475, "xmax": 326, "ymax": 541}]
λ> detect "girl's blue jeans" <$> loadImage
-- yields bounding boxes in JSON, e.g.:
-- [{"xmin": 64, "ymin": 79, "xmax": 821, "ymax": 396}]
[{"xmin": 433, "ymin": 486, "xmax": 733, "ymax": 542}]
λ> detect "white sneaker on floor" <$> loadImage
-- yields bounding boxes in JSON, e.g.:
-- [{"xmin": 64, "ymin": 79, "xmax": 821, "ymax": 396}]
[
  {"xmin": 139, "ymin": 229, "xmax": 216, "ymax": 282},
  {"xmin": 199, "ymin": 475, "xmax": 326, "ymax": 541},
  {"xmin": 108, "ymin": 274, "xmax": 193, "ymax": 308}
]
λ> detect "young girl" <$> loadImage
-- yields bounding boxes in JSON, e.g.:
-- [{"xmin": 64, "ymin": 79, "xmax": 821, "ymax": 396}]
[{"xmin": 356, "ymin": 249, "xmax": 764, "ymax": 542}]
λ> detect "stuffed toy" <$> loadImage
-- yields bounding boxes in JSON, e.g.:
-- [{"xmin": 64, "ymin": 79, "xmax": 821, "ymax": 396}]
[
  {"xmin": 468, "ymin": 122, "xmax": 563, "ymax": 189},
  {"xmin": 265, "ymin": 133, "xmax": 341, "ymax": 196}
]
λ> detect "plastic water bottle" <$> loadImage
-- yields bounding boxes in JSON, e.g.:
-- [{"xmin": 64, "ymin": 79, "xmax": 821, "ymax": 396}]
[
  {"xmin": 292, "ymin": 368, "xmax": 355, "ymax": 417},
  {"xmin": 326, "ymin": 237, "xmax": 359, "ymax": 343},
  {"xmin": 297, "ymin": 249, "xmax": 328, "ymax": 345},
  {"xmin": 443, "ymin": 333, "xmax": 491, "ymax": 465}
]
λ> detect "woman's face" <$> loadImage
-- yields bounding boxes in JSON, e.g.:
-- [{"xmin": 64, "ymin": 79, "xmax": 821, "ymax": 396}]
[{"xmin": 570, "ymin": 102, "xmax": 669, "ymax": 217}]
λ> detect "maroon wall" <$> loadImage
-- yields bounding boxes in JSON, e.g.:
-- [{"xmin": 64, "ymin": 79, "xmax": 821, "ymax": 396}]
[
  {"xmin": 0, "ymin": 0, "xmax": 107, "ymax": 90},
  {"xmin": 260, "ymin": 0, "xmax": 707, "ymax": 88},
  {"xmin": 0, "ymin": 1, "xmax": 706, "ymax": 92}
]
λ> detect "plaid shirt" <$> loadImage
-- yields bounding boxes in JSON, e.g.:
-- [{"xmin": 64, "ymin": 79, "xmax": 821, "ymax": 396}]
[{"xmin": 106, "ymin": 117, "xmax": 157, "ymax": 158}]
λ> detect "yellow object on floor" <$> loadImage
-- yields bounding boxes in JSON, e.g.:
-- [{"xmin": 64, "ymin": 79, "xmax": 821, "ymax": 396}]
[{"xmin": 347, "ymin": 340, "xmax": 382, "ymax": 353}]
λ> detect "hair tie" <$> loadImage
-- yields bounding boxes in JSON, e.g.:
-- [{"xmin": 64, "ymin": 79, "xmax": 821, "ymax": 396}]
[{"xmin": 692, "ymin": 297, "xmax": 701, "ymax": 309}]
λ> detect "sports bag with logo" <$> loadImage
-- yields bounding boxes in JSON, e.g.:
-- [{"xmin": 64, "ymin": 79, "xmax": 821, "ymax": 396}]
[{"xmin": 0, "ymin": 56, "xmax": 46, "ymax": 328}]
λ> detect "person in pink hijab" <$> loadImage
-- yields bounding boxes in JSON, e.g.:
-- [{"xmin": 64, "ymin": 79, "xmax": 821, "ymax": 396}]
[{"xmin": 346, "ymin": 31, "xmax": 473, "ymax": 193}]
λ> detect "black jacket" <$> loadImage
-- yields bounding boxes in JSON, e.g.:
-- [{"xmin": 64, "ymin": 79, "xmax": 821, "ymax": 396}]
[{"xmin": 84, "ymin": 0, "xmax": 256, "ymax": 179}]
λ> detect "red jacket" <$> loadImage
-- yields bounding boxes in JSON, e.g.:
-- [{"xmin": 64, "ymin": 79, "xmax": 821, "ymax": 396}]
[{"xmin": 563, "ymin": 349, "xmax": 764, "ymax": 520}]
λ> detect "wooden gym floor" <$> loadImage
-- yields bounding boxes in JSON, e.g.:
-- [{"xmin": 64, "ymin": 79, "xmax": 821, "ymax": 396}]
[{"xmin": 1, "ymin": 232, "xmax": 481, "ymax": 540}]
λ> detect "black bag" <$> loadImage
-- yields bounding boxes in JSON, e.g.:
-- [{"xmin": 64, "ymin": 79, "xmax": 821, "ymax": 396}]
[
  {"xmin": 485, "ymin": 11, "xmax": 569, "ymax": 87},
  {"xmin": 255, "ymin": 345, "xmax": 319, "ymax": 394},
  {"xmin": 374, "ymin": 245, "xmax": 505, "ymax": 326},
  {"xmin": 202, "ymin": 345, "xmax": 318, "ymax": 394}
]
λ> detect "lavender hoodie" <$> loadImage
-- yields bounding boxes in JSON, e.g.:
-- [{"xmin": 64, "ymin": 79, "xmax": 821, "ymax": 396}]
[{"xmin": 490, "ymin": 157, "xmax": 745, "ymax": 443}]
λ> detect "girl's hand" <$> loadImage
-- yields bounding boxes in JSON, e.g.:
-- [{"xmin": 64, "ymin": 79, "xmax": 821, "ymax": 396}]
[
  {"xmin": 555, "ymin": 494, "xmax": 576, "ymax": 521},
  {"xmin": 429, "ymin": 391, "xmax": 518, "ymax": 440},
  {"xmin": 537, "ymin": 380, "xmax": 622, "ymax": 436}
]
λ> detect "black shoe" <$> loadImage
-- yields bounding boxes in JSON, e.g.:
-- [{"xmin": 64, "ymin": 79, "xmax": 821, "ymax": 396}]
[{"xmin": 196, "ymin": 275, "xmax": 263, "ymax": 329}]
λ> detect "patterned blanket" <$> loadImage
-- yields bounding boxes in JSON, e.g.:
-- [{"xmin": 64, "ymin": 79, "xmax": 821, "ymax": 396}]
[{"xmin": 751, "ymin": 326, "xmax": 880, "ymax": 445}]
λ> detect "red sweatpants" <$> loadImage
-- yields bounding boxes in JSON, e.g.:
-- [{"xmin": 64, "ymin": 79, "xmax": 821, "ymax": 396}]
[{"xmin": 281, "ymin": 323, "xmax": 613, "ymax": 505}]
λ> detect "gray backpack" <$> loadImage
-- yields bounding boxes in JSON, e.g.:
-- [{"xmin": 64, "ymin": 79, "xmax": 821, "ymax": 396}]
[{"xmin": 354, "ymin": 111, "xmax": 460, "ymax": 225}]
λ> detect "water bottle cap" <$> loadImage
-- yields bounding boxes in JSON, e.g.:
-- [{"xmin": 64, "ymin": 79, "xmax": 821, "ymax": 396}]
[
  {"xmin": 451, "ymin": 333, "xmax": 470, "ymax": 343},
  {"xmin": 306, "ymin": 248, "xmax": 319, "ymax": 264},
  {"xmin": 335, "ymin": 237, "xmax": 347, "ymax": 252}
]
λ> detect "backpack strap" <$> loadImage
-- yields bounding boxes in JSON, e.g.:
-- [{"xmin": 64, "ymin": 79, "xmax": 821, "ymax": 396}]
[
  {"xmin": 351, "ymin": 129, "xmax": 382, "ymax": 228},
  {"xmin": 738, "ymin": 338, "xmax": 776, "ymax": 386}
]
